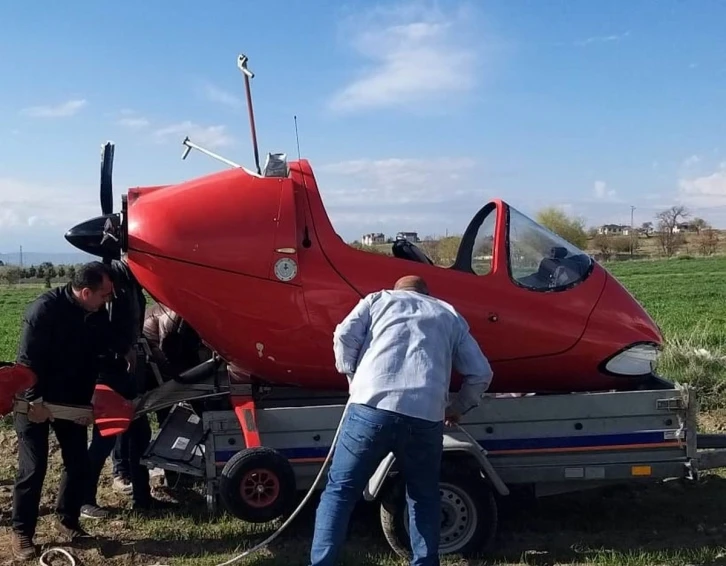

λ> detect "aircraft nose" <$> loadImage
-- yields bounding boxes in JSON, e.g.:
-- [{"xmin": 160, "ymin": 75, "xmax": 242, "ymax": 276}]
[
  {"xmin": 65, "ymin": 213, "xmax": 122, "ymax": 259},
  {"xmin": 585, "ymin": 271, "xmax": 663, "ymax": 377}
]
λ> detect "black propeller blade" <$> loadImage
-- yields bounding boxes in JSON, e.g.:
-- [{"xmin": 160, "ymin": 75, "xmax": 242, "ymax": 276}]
[
  {"xmin": 65, "ymin": 140, "xmax": 124, "ymax": 264},
  {"xmin": 100, "ymin": 142, "xmax": 114, "ymax": 216}
]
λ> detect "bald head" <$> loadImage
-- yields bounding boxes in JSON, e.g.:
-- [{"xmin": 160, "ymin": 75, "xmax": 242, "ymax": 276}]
[{"xmin": 394, "ymin": 275, "xmax": 429, "ymax": 295}]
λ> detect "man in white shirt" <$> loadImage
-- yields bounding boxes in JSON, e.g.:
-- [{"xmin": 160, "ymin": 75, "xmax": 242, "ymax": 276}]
[{"xmin": 309, "ymin": 275, "xmax": 493, "ymax": 566}]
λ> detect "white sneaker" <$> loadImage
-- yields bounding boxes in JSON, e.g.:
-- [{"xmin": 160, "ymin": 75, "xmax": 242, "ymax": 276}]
[{"xmin": 112, "ymin": 476, "xmax": 133, "ymax": 495}]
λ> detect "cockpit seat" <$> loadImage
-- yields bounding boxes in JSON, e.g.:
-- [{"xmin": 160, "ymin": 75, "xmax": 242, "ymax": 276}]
[
  {"xmin": 530, "ymin": 253, "xmax": 590, "ymax": 289},
  {"xmin": 392, "ymin": 238, "xmax": 434, "ymax": 265}
]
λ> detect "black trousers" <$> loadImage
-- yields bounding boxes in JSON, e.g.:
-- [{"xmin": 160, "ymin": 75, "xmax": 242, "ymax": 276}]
[
  {"xmin": 85, "ymin": 414, "xmax": 152, "ymax": 507},
  {"xmin": 12, "ymin": 413, "xmax": 88, "ymax": 537}
]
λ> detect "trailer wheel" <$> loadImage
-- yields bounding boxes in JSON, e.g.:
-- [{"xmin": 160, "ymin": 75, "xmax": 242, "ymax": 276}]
[
  {"xmin": 219, "ymin": 446, "xmax": 296, "ymax": 523},
  {"xmin": 379, "ymin": 467, "xmax": 497, "ymax": 559}
]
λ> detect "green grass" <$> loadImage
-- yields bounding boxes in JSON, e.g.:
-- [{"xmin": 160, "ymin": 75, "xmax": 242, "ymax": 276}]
[
  {"xmin": 602, "ymin": 256, "xmax": 726, "ymax": 407},
  {"xmin": 3, "ymin": 259, "xmax": 726, "ymax": 565},
  {"xmin": 0, "ymin": 284, "xmax": 42, "ymax": 362},
  {"xmin": 604, "ymin": 255, "xmax": 726, "ymax": 347}
]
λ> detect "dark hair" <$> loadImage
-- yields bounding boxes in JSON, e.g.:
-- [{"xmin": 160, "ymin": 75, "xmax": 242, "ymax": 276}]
[{"xmin": 71, "ymin": 261, "xmax": 113, "ymax": 291}]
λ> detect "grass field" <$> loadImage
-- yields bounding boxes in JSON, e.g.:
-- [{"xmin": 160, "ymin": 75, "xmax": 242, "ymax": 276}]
[{"xmin": 2, "ymin": 258, "xmax": 726, "ymax": 565}]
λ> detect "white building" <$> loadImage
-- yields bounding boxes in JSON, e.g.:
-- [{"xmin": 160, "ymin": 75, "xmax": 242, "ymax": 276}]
[{"xmin": 361, "ymin": 233, "xmax": 386, "ymax": 246}]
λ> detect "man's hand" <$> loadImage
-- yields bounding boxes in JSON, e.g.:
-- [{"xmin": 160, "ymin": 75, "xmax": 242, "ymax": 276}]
[
  {"xmin": 27, "ymin": 402, "xmax": 53, "ymax": 423},
  {"xmin": 125, "ymin": 348, "xmax": 138, "ymax": 374},
  {"xmin": 74, "ymin": 415, "xmax": 94, "ymax": 427},
  {"xmin": 444, "ymin": 409, "xmax": 461, "ymax": 428}
]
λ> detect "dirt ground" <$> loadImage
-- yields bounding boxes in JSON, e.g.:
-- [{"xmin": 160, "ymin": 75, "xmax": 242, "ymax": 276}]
[{"xmin": 3, "ymin": 414, "xmax": 726, "ymax": 566}]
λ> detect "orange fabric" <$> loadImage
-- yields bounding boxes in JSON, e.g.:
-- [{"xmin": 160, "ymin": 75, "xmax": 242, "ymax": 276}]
[
  {"xmin": 0, "ymin": 364, "xmax": 37, "ymax": 417},
  {"xmin": 92, "ymin": 384, "xmax": 135, "ymax": 437}
]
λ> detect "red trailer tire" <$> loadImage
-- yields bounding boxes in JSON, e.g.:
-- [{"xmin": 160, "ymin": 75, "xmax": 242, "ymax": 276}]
[{"xmin": 219, "ymin": 447, "xmax": 296, "ymax": 523}]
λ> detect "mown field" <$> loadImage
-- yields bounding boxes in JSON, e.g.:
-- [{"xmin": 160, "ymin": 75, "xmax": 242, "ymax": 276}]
[{"xmin": 2, "ymin": 258, "xmax": 726, "ymax": 565}]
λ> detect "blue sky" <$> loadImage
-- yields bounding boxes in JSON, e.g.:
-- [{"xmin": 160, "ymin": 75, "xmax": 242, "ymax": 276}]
[{"xmin": 1, "ymin": 0, "xmax": 726, "ymax": 253}]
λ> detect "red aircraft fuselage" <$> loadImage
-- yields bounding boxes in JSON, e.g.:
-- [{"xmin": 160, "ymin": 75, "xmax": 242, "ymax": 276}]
[{"xmin": 110, "ymin": 159, "xmax": 663, "ymax": 394}]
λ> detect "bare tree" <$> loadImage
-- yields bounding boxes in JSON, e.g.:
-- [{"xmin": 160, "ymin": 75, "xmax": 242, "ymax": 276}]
[
  {"xmin": 691, "ymin": 217, "xmax": 709, "ymax": 234},
  {"xmin": 592, "ymin": 233, "xmax": 612, "ymax": 260},
  {"xmin": 655, "ymin": 205, "xmax": 689, "ymax": 257},
  {"xmin": 699, "ymin": 229, "xmax": 720, "ymax": 256}
]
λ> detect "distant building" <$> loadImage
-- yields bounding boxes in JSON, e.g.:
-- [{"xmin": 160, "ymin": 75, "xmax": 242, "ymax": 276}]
[
  {"xmin": 673, "ymin": 222, "xmax": 698, "ymax": 233},
  {"xmin": 396, "ymin": 231, "xmax": 420, "ymax": 243},
  {"xmin": 597, "ymin": 224, "xmax": 631, "ymax": 236},
  {"xmin": 361, "ymin": 232, "xmax": 386, "ymax": 246}
]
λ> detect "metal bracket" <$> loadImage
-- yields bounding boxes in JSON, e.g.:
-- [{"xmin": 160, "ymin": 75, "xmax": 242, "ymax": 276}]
[
  {"xmin": 362, "ymin": 427, "xmax": 510, "ymax": 501},
  {"xmin": 364, "ymin": 452, "xmax": 396, "ymax": 501}
]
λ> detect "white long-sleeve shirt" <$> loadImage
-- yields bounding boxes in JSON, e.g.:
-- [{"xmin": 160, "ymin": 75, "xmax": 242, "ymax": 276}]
[{"xmin": 333, "ymin": 289, "xmax": 493, "ymax": 422}]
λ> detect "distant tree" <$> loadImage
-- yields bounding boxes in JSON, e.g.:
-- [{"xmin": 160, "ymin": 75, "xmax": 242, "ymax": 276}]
[
  {"xmin": 691, "ymin": 217, "xmax": 709, "ymax": 234},
  {"xmin": 27, "ymin": 265, "xmax": 36, "ymax": 278},
  {"xmin": 592, "ymin": 233, "xmax": 612, "ymax": 260},
  {"xmin": 535, "ymin": 207, "xmax": 588, "ymax": 249},
  {"xmin": 57, "ymin": 265, "xmax": 66, "ymax": 279},
  {"xmin": 44, "ymin": 266, "xmax": 56, "ymax": 288},
  {"xmin": 0, "ymin": 260, "xmax": 4, "ymax": 267},
  {"xmin": 439, "ymin": 236, "xmax": 463, "ymax": 266},
  {"xmin": 641, "ymin": 221, "xmax": 653, "ymax": 238},
  {"xmin": 418, "ymin": 238, "xmax": 442, "ymax": 265},
  {"xmin": 39, "ymin": 262, "xmax": 56, "ymax": 288},
  {"xmin": 66, "ymin": 265, "xmax": 76, "ymax": 281},
  {"xmin": 612, "ymin": 235, "xmax": 637, "ymax": 254},
  {"xmin": 2, "ymin": 267, "xmax": 22, "ymax": 286},
  {"xmin": 699, "ymin": 229, "xmax": 720, "ymax": 256},
  {"xmin": 655, "ymin": 205, "xmax": 689, "ymax": 257}
]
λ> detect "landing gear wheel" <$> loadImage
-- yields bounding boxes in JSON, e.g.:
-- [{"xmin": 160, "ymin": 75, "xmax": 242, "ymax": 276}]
[
  {"xmin": 379, "ymin": 466, "xmax": 498, "ymax": 559},
  {"xmin": 219, "ymin": 446, "xmax": 296, "ymax": 523}
]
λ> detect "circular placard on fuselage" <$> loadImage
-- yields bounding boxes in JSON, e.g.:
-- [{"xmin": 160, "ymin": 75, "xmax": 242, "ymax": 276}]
[{"xmin": 274, "ymin": 257, "xmax": 298, "ymax": 282}]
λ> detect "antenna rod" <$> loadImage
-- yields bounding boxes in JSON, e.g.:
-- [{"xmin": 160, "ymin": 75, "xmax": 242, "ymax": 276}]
[
  {"xmin": 237, "ymin": 54, "xmax": 261, "ymax": 176},
  {"xmin": 294, "ymin": 115, "xmax": 301, "ymax": 160}
]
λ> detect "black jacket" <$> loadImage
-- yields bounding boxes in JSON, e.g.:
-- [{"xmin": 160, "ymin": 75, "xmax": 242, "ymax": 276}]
[
  {"xmin": 16, "ymin": 261, "xmax": 148, "ymax": 405},
  {"xmin": 96, "ymin": 260, "xmax": 148, "ymax": 399},
  {"xmin": 16, "ymin": 283, "xmax": 112, "ymax": 405}
]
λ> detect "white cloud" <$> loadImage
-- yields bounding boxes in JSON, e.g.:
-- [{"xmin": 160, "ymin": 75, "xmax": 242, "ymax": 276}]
[
  {"xmin": 593, "ymin": 180, "xmax": 617, "ymax": 200},
  {"xmin": 315, "ymin": 156, "xmax": 485, "ymax": 239},
  {"xmin": 577, "ymin": 31, "xmax": 630, "ymax": 46},
  {"xmin": 682, "ymin": 154, "xmax": 701, "ymax": 168},
  {"xmin": 117, "ymin": 117, "xmax": 150, "ymax": 129},
  {"xmin": 20, "ymin": 99, "xmax": 87, "ymax": 118},
  {"xmin": 678, "ymin": 164, "xmax": 726, "ymax": 207},
  {"xmin": 152, "ymin": 121, "xmax": 234, "ymax": 149},
  {"xmin": 328, "ymin": 3, "xmax": 479, "ymax": 112},
  {"xmin": 318, "ymin": 157, "xmax": 477, "ymax": 206},
  {"xmin": 0, "ymin": 177, "xmax": 98, "ymax": 231},
  {"xmin": 201, "ymin": 82, "xmax": 243, "ymax": 109}
]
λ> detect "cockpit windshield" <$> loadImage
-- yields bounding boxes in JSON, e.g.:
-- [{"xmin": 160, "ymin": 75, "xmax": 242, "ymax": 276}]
[{"xmin": 507, "ymin": 206, "xmax": 593, "ymax": 291}]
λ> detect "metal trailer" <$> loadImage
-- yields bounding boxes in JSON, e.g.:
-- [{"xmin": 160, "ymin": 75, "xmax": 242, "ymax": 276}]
[{"xmin": 139, "ymin": 375, "xmax": 726, "ymax": 559}]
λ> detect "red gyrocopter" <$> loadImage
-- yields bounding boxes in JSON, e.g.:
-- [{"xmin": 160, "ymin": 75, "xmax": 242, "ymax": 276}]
[{"xmin": 33, "ymin": 54, "xmax": 666, "ymax": 417}]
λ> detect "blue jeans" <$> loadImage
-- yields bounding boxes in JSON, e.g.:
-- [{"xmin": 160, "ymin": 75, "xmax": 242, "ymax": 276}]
[
  {"xmin": 112, "ymin": 433, "xmax": 130, "ymax": 478},
  {"xmin": 85, "ymin": 416, "xmax": 152, "ymax": 507},
  {"xmin": 309, "ymin": 403, "xmax": 444, "ymax": 566}
]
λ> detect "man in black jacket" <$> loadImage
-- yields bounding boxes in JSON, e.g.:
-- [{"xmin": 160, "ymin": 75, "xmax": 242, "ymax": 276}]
[{"xmin": 10, "ymin": 262, "xmax": 115, "ymax": 561}]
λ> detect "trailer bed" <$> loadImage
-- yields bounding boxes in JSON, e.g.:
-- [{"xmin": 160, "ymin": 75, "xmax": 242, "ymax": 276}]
[{"xmin": 140, "ymin": 380, "xmax": 726, "ymax": 558}]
